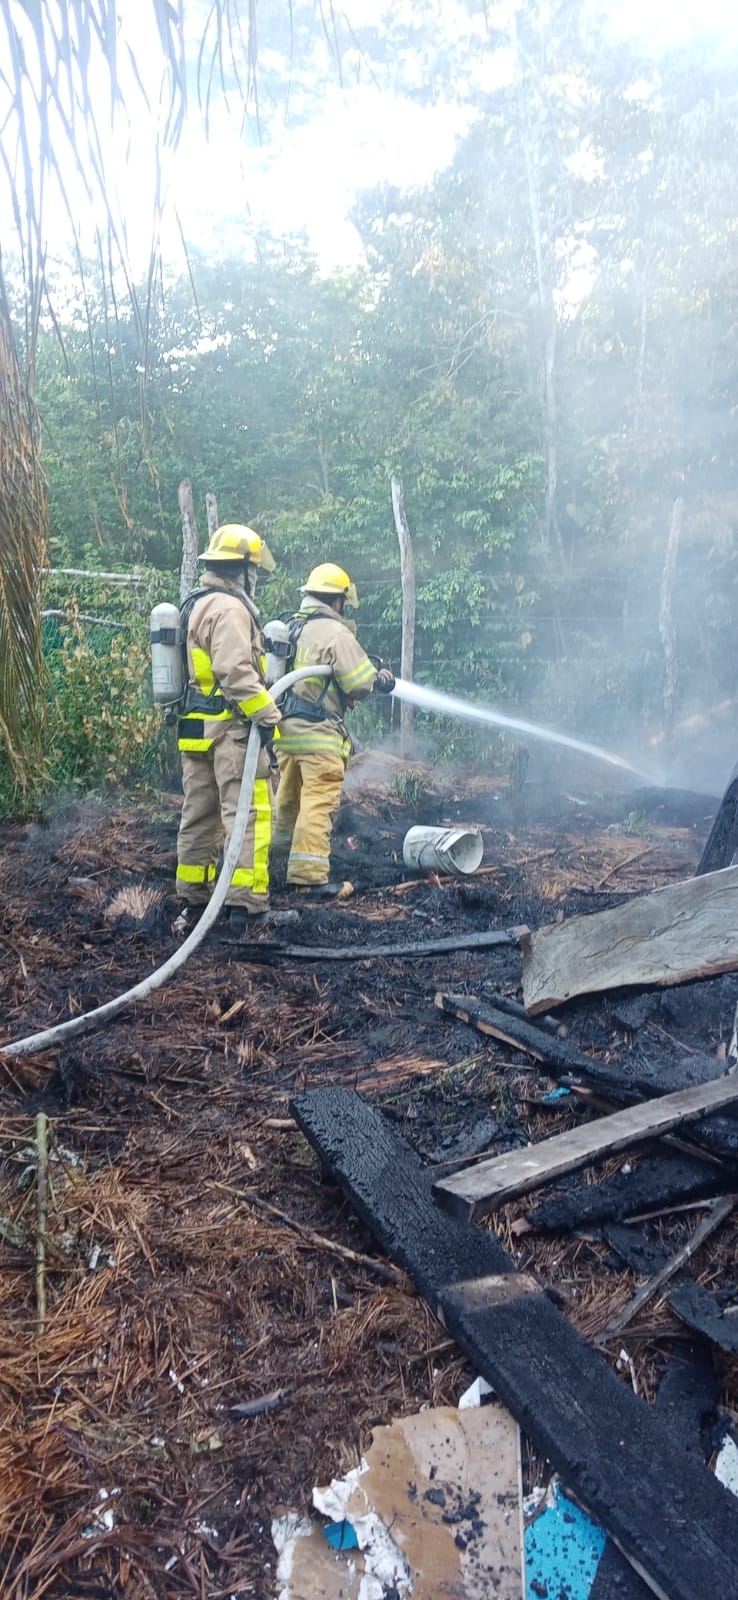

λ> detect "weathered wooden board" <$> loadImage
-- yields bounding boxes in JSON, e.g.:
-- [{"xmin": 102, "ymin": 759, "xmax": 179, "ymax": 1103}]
[
  {"xmin": 434, "ymin": 1073, "xmax": 738, "ymax": 1220},
  {"xmin": 290, "ymin": 1087, "xmax": 738, "ymax": 1600},
  {"xmin": 522, "ymin": 863, "xmax": 738, "ymax": 1015},
  {"xmin": 605, "ymin": 1223, "xmax": 738, "ymax": 1355}
]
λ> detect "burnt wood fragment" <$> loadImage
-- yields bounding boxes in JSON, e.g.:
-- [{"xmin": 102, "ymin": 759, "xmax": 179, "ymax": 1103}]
[
  {"xmin": 528, "ymin": 1153, "xmax": 731, "ymax": 1232},
  {"xmin": 290, "ymin": 1086, "xmax": 738, "ymax": 1600},
  {"xmin": 436, "ymin": 991, "xmax": 738, "ymax": 1159},
  {"xmin": 590, "ymin": 1344, "xmax": 718, "ymax": 1600},
  {"xmin": 242, "ymin": 929, "xmax": 522, "ymax": 963},
  {"xmin": 696, "ymin": 763, "xmax": 738, "ymax": 876},
  {"xmin": 604, "ymin": 1223, "xmax": 738, "ymax": 1355},
  {"xmin": 435, "ymin": 991, "xmax": 593, "ymax": 1071},
  {"xmin": 434, "ymin": 1077, "xmax": 738, "ymax": 1221}
]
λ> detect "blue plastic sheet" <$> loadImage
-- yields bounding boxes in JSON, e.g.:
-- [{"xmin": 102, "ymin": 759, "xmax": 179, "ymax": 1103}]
[
  {"xmin": 525, "ymin": 1483, "xmax": 606, "ymax": 1600},
  {"xmin": 323, "ymin": 1519, "xmax": 359, "ymax": 1551}
]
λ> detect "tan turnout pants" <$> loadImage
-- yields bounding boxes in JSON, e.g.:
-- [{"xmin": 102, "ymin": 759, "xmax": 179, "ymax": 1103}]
[
  {"xmin": 273, "ymin": 749, "xmax": 346, "ymax": 884},
  {"xmin": 176, "ymin": 729, "xmax": 272, "ymax": 910}
]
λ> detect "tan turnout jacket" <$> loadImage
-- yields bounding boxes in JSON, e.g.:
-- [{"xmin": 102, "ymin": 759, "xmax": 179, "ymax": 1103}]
[
  {"xmin": 177, "ymin": 571, "xmax": 280, "ymax": 753},
  {"xmin": 276, "ymin": 599, "xmax": 377, "ymax": 760}
]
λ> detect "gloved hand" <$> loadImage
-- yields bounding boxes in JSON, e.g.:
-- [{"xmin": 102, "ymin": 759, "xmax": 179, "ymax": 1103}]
[
  {"xmin": 374, "ymin": 668, "xmax": 396, "ymax": 695},
  {"xmin": 259, "ymin": 724, "xmax": 281, "ymax": 746}
]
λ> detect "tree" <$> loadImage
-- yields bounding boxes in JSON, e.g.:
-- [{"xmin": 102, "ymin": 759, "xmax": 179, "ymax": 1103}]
[{"xmin": 0, "ymin": 0, "xmax": 272, "ymax": 789}]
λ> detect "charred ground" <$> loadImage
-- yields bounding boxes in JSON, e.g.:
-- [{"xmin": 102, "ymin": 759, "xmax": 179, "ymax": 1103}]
[{"xmin": 0, "ymin": 756, "xmax": 735, "ymax": 1597}]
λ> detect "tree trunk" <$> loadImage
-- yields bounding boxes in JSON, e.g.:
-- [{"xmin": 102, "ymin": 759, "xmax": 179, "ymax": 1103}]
[
  {"xmin": 659, "ymin": 497, "xmax": 683, "ymax": 742},
  {"xmin": 511, "ymin": 11, "xmax": 566, "ymax": 572},
  {"xmin": 0, "ymin": 292, "xmax": 48, "ymax": 787},
  {"xmin": 205, "ymin": 491, "xmax": 219, "ymax": 539},
  {"xmin": 390, "ymin": 474, "xmax": 416, "ymax": 758},
  {"xmin": 526, "ymin": 207, "xmax": 564, "ymax": 568},
  {"xmin": 178, "ymin": 478, "xmax": 199, "ymax": 602}
]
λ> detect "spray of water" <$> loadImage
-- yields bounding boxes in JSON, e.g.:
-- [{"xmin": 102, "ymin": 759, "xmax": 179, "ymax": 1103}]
[{"xmin": 391, "ymin": 678, "xmax": 652, "ymax": 781}]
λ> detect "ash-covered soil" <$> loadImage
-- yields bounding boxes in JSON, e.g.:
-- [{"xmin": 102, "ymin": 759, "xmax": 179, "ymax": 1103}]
[{"xmin": 0, "ymin": 757, "xmax": 733, "ymax": 1598}]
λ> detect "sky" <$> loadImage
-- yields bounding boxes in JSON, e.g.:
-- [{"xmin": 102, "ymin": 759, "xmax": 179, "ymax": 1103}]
[
  {"xmin": 131, "ymin": 0, "xmax": 738, "ymax": 273},
  {"xmin": 2, "ymin": 0, "xmax": 738, "ymax": 281}
]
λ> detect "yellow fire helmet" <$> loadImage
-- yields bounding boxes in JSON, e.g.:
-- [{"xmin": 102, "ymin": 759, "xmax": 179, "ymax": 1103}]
[
  {"xmin": 199, "ymin": 524, "xmax": 276, "ymax": 572},
  {"xmin": 301, "ymin": 562, "xmax": 359, "ymax": 609}
]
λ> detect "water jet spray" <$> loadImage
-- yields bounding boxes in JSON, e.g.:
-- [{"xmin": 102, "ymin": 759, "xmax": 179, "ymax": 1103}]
[{"xmin": 390, "ymin": 678, "xmax": 653, "ymax": 782}]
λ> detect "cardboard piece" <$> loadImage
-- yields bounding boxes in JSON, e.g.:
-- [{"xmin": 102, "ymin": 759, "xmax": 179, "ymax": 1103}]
[
  {"xmin": 273, "ymin": 1514, "xmax": 364, "ymax": 1599},
  {"xmin": 273, "ymin": 1403, "xmax": 524, "ymax": 1600}
]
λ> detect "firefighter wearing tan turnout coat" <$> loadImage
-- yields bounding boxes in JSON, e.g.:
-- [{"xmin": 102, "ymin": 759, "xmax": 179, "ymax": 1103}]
[
  {"xmin": 174, "ymin": 525, "xmax": 281, "ymax": 935},
  {"xmin": 273, "ymin": 564, "xmax": 395, "ymax": 896}
]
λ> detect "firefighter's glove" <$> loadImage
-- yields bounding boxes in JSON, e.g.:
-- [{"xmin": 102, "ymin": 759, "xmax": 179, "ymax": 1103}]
[
  {"xmin": 259, "ymin": 724, "xmax": 281, "ymax": 747},
  {"xmin": 374, "ymin": 668, "xmax": 396, "ymax": 695}
]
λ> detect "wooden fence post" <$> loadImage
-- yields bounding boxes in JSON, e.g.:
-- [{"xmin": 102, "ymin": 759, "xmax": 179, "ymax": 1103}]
[
  {"xmin": 391, "ymin": 474, "xmax": 416, "ymax": 758},
  {"xmin": 178, "ymin": 478, "xmax": 198, "ymax": 602},
  {"xmin": 658, "ymin": 497, "xmax": 683, "ymax": 743},
  {"xmin": 205, "ymin": 492, "xmax": 219, "ymax": 539}
]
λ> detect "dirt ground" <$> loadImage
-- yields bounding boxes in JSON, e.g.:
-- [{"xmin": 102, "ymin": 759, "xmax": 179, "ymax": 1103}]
[{"xmin": 0, "ymin": 752, "xmax": 735, "ymax": 1598}]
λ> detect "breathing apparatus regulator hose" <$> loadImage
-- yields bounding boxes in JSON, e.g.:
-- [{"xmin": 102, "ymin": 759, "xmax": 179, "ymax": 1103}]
[{"xmin": 2, "ymin": 665, "xmax": 332, "ymax": 1060}]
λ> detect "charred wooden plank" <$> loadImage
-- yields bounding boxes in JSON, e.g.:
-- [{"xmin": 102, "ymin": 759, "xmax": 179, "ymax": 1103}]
[
  {"xmin": 522, "ymin": 864, "xmax": 738, "ymax": 1015},
  {"xmin": 470, "ymin": 989, "xmax": 560, "ymax": 1033},
  {"xmin": 433, "ymin": 1075, "xmax": 738, "ymax": 1221},
  {"xmin": 244, "ymin": 929, "xmax": 523, "ymax": 963},
  {"xmin": 528, "ymin": 1153, "xmax": 731, "ymax": 1232},
  {"xmin": 436, "ymin": 990, "xmax": 738, "ymax": 1160},
  {"xmin": 696, "ymin": 763, "xmax": 738, "ymax": 876},
  {"xmin": 598, "ymin": 1197, "xmax": 736, "ymax": 1343},
  {"xmin": 435, "ymin": 991, "xmax": 592, "ymax": 1071},
  {"xmin": 604, "ymin": 1222, "xmax": 738, "ymax": 1355},
  {"xmin": 590, "ymin": 1344, "xmax": 718, "ymax": 1600},
  {"xmin": 290, "ymin": 1087, "xmax": 738, "ymax": 1600}
]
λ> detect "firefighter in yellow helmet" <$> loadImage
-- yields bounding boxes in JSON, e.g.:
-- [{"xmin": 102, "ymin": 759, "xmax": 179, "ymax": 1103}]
[
  {"xmin": 174, "ymin": 524, "xmax": 282, "ymax": 936},
  {"xmin": 272, "ymin": 563, "xmax": 395, "ymax": 897}
]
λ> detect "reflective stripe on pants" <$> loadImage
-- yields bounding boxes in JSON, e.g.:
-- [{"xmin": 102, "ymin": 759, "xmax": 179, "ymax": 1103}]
[
  {"xmin": 274, "ymin": 748, "xmax": 346, "ymax": 885},
  {"xmin": 176, "ymin": 728, "xmax": 272, "ymax": 909}
]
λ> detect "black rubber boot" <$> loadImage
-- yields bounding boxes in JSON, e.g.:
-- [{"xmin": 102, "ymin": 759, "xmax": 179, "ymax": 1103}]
[
  {"xmin": 172, "ymin": 904, "xmax": 207, "ymax": 938},
  {"xmin": 292, "ymin": 881, "xmax": 344, "ymax": 900}
]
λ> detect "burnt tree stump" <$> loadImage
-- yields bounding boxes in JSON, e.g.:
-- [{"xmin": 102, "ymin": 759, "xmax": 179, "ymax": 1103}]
[{"xmin": 696, "ymin": 761, "xmax": 738, "ymax": 876}]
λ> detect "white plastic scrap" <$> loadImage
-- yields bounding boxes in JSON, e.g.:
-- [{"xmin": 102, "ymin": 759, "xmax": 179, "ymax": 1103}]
[
  {"xmin": 313, "ymin": 1466, "xmax": 413, "ymax": 1599},
  {"xmin": 458, "ymin": 1375, "xmax": 493, "ymax": 1409},
  {"xmin": 272, "ymin": 1513, "xmax": 315, "ymax": 1600},
  {"xmin": 715, "ymin": 1434, "xmax": 738, "ymax": 1498},
  {"xmin": 82, "ymin": 1487, "xmax": 120, "ymax": 1539}
]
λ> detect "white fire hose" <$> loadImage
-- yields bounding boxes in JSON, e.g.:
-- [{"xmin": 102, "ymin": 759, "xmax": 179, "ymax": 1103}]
[{"xmin": 2, "ymin": 666, "xmax": 332, "ymax": 1060}]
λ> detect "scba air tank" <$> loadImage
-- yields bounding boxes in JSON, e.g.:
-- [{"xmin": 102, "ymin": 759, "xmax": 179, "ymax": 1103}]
[
  {"xmin": 263, "ymin": 617, "xmax": 292, "ymax": 687},
  {"xmin": 150, "ymin": 602, "xmax": 184, "ymax": 707}
]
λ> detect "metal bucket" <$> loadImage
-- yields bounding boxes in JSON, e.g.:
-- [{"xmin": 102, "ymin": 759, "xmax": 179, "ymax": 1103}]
[{"xmin": 402, "ymin": 825, "xmax": 483, "ymax": 877}]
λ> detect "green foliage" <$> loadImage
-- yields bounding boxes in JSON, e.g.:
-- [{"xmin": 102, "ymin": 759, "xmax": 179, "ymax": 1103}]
[
  {"xmin": 0, "ymin": 567, "xmax": 172, "ymax": 818},
  {"xmin": 9, "ymin": 1, "xmax": 738, "ymax": 815},
  {"xmin": 392, "ymin": 769, "xmax": 429, "ymax": 806},
  {"xmin": 619, "ymin": 809, "xmax": 650, "ymax": 837},
  {"xmin": 45, "ymin": 622, "xmax": 163, "ymax": 793}
]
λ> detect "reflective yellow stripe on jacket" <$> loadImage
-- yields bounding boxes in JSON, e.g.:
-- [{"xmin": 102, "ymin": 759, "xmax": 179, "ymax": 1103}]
[
  {"xmin": 275, "ymin": 718, "xmax": 352, "ymax": 761},
  {"xmin": 336, "ymin": 658, "xmax": 376, "ymax": 695},
  {"xmin": 178, "ymin": 656, "xmax": 275, "ymax": 752}
]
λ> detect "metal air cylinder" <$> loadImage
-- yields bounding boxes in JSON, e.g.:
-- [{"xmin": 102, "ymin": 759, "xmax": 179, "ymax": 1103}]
[
  {"xmin": 150, "ymin": 602, "xmax": 184, "ymax": 707},
  {"xmin": 263, "ymin": 617, "xmax": 292, "ymax": 686}
]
